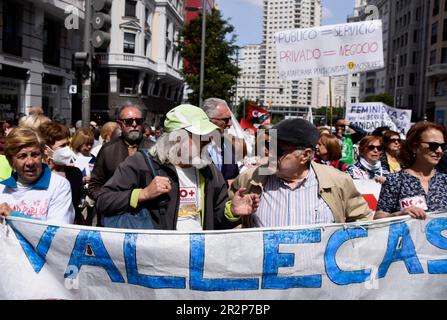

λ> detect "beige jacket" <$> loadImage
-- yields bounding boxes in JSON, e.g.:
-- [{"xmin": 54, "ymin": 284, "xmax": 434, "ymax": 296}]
[{"xmin": 229, "ymin": 161, "xmax": 374, "ymax": 228}]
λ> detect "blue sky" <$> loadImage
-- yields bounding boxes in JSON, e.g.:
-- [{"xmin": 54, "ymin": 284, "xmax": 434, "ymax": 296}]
[{"xmin": 219, "ymin": 0, "xmax": 356, "ymax": 46}]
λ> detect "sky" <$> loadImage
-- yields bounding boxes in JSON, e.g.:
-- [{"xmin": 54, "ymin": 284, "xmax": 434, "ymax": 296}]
[{"xmin": 219, "ymin": 0, "xmax": 356, "ymax": 46}]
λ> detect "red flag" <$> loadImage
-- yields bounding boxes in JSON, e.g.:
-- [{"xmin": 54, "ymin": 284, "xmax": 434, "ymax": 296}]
[{"xmin": 243, "ymin": 103, "xmax": 270, "ymax": 129}]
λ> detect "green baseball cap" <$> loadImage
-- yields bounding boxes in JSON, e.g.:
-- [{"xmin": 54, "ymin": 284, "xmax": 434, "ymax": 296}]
[{"xmin": 164, "ymin": 104, "xmax": 219, "ymax": 135}]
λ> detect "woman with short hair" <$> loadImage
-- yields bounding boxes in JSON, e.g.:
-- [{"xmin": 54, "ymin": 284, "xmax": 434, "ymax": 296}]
[
  {"xmin": 375, "ymin": 122, "xmax": 447, "ymax": 220},
  {"xmin": 314, "ymin": 133, "xmax": 348, "ymax": 172},
  {"xmin": 0, "ymin": 127, "xmax": 75, "ymax": 223},
  {"xmin": 380, "ymin": 130, "xmax": 402, "ymax": 174},
  {"xmin": 345, "ymin": 135, "xmax": 388, "ymax": 184},
  {"xmin": 39, "ymin": 122, "xmax": 84, "ymax": 224}
]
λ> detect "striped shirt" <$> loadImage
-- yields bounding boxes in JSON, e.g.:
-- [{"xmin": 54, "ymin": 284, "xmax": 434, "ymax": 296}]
[{"xmin": 254, "ymin": 168, "xmax": 335, "ymax": 227}]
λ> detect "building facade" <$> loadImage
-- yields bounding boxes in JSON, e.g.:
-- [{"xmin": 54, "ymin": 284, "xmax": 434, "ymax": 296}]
[
  {"xmin": 387, "ymin": 0, "xmax": 430, "ymax": 120},
  {"xmin": 0, "ymin": 0, "xmax": 84, "ymax": 122},
  {"xmin": 90, "ymin": 0, "xmax": 185, "ymax": 126},
  {"xmin": 235, "ymin": 44, "xmax": 262, "ymax": 105},
  {"xmin": 259, "ymin": 0, "xmax": 322, "ymax": 110},
  {"xmin": 427, "ymin": 0, "xmax": 447, "ymax": 124},
  {"xmin": 185, "ymin": 0, "xmax": 215, "ymax": 22}
]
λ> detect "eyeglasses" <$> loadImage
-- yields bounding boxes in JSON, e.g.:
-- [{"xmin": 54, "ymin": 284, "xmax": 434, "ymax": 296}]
[
  {"xmin": 420, "ymin": 141, "xmax": 447, "ymax": 152},
  {"xmin": 212, "ymin": 117, "xmax": 232, "ymax": 125},
  {"xmin": 367, "ymin": 145, "xmax": 384, "ymax": 152},
  {"xmin": 388, "ymin": 138, "xmax": 401, "ymax": 144},
  {"xmin": 120, "ymin": 118, "xmax": 144, "ymax": 126}
]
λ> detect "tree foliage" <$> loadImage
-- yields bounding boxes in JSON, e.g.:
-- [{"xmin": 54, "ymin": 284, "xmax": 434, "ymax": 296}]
[
  {"xmin": 363, "ymin": 93, "xmax": 394, "ymax": 106},
  {"xmin": 177, "ymin": 8, "xmax": 240, "ymax": 105}
]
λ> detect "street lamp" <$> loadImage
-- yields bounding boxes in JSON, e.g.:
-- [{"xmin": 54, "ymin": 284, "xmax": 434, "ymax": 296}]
[{"xmin": 185, "ymin": 4, "xmax": 207, "ymax": 108}]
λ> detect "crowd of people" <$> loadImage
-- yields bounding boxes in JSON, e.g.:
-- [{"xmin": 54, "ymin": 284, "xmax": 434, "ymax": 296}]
[{"xmin": 1, "ymin": 100, "xmax": 447, "ymax": 231}]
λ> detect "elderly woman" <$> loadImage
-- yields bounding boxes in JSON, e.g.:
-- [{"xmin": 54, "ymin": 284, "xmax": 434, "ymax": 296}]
[
  {"xmin": 375, "ymin": 122, "xmax": 447, "ymax": 220},
  {"xmin": 315, "ymin": 133, "xmax": 348, "ymax": 172},
  {"xmin": 380, "ymin": 130, "xmax": 402, "ymax": 174},
  {"xmin": 0, "ymin": 127, "xmax": 75, "ymax": 223},
  {"xmin": 71, "ymin": 128, "xmax": 96, "ymax": 184},
  {"xmin": 345, "ymin": 135, "xmax": 389, "ymax": 184},
  {"xmin": 91, "ymin": 121, "xmax": 120, "ymax": 157}
]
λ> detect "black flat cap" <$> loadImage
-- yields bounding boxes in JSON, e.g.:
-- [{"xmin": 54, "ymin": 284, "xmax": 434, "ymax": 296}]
[{"xmin": 273, "ymin": 118, "xmax": 319, "ymax": 149}]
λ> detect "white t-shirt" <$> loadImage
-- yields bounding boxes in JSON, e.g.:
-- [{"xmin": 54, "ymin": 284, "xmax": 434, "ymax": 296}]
[{"xmin": 175, "ymin": 166, "xmax": 202, "ymax": 231}]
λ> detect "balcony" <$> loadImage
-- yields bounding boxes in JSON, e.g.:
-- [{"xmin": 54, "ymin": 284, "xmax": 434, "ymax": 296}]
[
  {"xmin": 426, "ymin": 64, "xmax": 447, "ymax": 77},
  {"xmin": 96, "ymin": 53, "xmax": 157, "ymax": 71}
]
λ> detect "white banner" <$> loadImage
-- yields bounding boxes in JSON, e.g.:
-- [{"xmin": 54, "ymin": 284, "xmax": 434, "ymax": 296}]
[
  {"xmin": 347, "ymin": 102, "xmax": 412, "ymax": 136},
  {"xmin": 1, "ymin": 214, "xmax": 447, "ymax": 300},
  {"xmin": 275, "ymin": 20, "xmax": 384, "ymax": 80}
]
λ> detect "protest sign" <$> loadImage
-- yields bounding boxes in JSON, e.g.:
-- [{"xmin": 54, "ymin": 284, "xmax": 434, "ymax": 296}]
[
  {"xmin": 1, "ymin": 213, "xmax": 447, "ymax": 300},
  {"xmin": 346, "ymin": 102, "xmax": 412, "ymax": 136},
  {"xmin": 353, "ymin": 180, "xmax": 382, "ymax": 211},
  {"xmin": 275, "ymin": 20, "xmax": 384, "ymax": 80}
]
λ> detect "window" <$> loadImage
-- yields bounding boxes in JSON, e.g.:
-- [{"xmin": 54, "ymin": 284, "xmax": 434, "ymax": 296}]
[
  {"xmin": 43, "ymin": 18, "xmax": 60, "ymax": 66},
  {"xmin": 351, "ymin": 97, "xmax": 357, "ymax": 103},
  {"xmin": 123, "ymin": 33, "xmax": 136, "ymax": 54},
  {"xmin": 2, "ymin": 1, "xmax": 23, "ymax": 56},
  {"xmin": 409, "ymin": 73, "xmax": 415, "ymax": 86},
  {"xmin": 442, "ymin": 48, "xmax": 447, "ymax": 63},
  {"xmin": 443, "ymin": 19, "xmax": 447, "ymax": 41},
  {"xmin": 432, "ymin": 22, "xmax": 438, "ymax": 44},
  {"xmin": 119, "ymin": 69, "xmax": 139, "ymax": 95},
  {"xmin": 125, "ymin": 0, "xmax": 137, "ymax": 17},
  {"xmin": 434, "ymin": 0, "xmax": 440, "ymax": 16},
  {"xmin": 430, "ymin": 50, "xmax": 437, "ymax": 65}
]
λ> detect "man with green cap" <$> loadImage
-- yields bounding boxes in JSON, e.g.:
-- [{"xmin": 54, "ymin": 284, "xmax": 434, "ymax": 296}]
[{"xmin": 96, "ymin": 104, "xmax": 257, "ymax": 230}]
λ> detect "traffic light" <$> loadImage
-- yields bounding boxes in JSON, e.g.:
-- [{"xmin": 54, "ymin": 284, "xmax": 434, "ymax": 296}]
[
  {"xmin": 73, "ymin": 52, "xmax": 90, "ymax": 80},
  {"xmin": 91, "ymin": 0, "xmax": 112, "ymax": 49}
]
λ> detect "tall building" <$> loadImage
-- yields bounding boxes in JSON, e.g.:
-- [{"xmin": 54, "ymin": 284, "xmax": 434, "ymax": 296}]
[
  {"xmin": 0, "ymin": 0, "xmax": 84, "ymax": 122},
  {"xmin": 90, "ymin": 0, "xmax": 185, "ymax": 126},
  {"xmin": 259, "ymin": 0, "xmax": 322, "ymax": 111},
  {"xmin": 388, "ymin": 0, "xmax": 430, "ymax": 120},
  {"xmin": 426, "ymin": 0, "xmax": 447, "ymax": 124},
  {"xmin": 235, "ymin": 44, "xmax": 261, "ymax": 104},
  {"xmin": 357, "ymin": 0, "xmax": 390, "ymax": 101}
]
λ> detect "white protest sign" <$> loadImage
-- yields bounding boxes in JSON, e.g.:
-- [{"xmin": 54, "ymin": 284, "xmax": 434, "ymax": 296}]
[
  {"xmin": 1, "ymin": 214, "xmax": 447, "ymax": 300},
  {"xmin": 275, "ymin": 20, "xmax": 384, "ymax": 80},
  {"xmin": 347, "ymin": 102, "xmax": 412, "ymax": 136},
  {"xmin": 353, "ymin": 180, "xmax": 382, "ymax": 211}
]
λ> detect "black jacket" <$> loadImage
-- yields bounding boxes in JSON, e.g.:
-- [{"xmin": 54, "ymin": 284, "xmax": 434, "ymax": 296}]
[
  {"xmin": 96, "ymin": 151, "xmax": 239, "ymax": 230},
  {"xmin": 88, "ymin": 136, "xmax": 154, "ymax": 201}
]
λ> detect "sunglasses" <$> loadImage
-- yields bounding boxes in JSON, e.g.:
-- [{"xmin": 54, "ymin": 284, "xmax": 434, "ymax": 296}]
[
  {"xmin": 120, "ymin": 118, "xmax": 144, "ymax": 126},
  {"xmin": 420, "ymin": 141, "xmax": 447, "ymax": 152},
  {"xmin": 388, "ymin": 138, "xmax": 401, "ymax": 143},
  {"xmin": 367, "ymin": 145, "xmax": 384, "ymax": 152}
]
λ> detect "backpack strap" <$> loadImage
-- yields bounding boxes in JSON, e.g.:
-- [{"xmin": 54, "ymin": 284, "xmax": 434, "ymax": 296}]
[{"xmin": 138, "ymin": 149, "xmax": 168, "ymax": 230}]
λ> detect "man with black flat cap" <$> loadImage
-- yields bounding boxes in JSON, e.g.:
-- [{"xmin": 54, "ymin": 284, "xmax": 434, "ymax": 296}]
[{"xmin": 227, "ymin": 118, "xmax": 373, "ymax": 228}]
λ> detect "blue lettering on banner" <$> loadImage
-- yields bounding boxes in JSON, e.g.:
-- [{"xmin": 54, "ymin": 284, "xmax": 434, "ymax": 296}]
[
  {"xmin": 124, "ymin": 233, "xmax": 186, "ymax": 289},
  {"xmin": 64, "ymin": 230, "xmax": 125, "ymax": 283},
  {"xmin": 10, "ymin": 223, "xmax": 58, "ymax": 273},
  {"xmin": 378, "ymin": 222, "xmax": 424, "ymax": 278},
  {"xmin": 189, "ymin": 234, "xmax": 259, "ymax": 291},
  {"xmin": 426, "ymin": 218, "xmax": 447, "ymax": 274},
  {"xmin": 325, "ymin": 228, "xmax": 371, "ymax": 285},
  {"xmin": 262, "ymin": 230, "xmax": 322, "ymax": 289}
]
